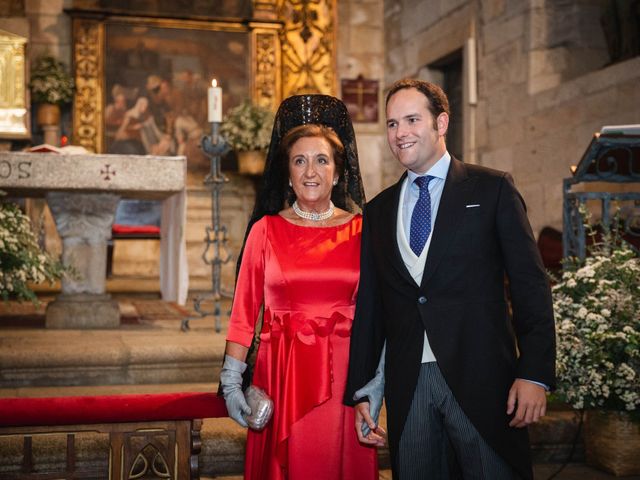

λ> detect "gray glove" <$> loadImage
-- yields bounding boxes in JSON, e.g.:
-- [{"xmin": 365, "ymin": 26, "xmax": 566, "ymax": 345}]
[
  {"xmin": 353, "ymin": 343, "xmax": 386, "ymax": 437},
  {"xmin": 220, "ymin": 354, "xmax": 251, "ymax": 428}
]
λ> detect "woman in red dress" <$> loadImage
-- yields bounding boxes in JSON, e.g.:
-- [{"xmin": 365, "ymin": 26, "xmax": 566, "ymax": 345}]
[{"xmin": 220, "ymin": 95, "xmax": 379, "ymax": 480}]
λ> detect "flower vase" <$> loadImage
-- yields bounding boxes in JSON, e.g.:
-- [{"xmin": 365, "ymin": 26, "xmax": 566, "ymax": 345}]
[
  {"xmin": 36, "ymin": 103, "xmax": 61, "ymax": 146},
  {"xmin": 237, "ymin": 150, "xmax": 266, "ymax": 176},
  {"xmin": 585, "ymin": 410, "xmax": 640, "ymax": 476}
]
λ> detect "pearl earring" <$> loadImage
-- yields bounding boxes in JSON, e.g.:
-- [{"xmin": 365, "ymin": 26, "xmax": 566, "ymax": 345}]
[
  {"xmin": 333, "ymin": 179, "xmax": 338, "ymax": 186},
  {"xmin": 289, "ymin": 179, "xmax": 292, "ymax": 187}
]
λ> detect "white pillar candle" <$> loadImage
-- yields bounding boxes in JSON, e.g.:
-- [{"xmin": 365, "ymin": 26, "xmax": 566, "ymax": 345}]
[{"xmin": 208, "ymin": 79, "xmax": 222, "ymax": 123}]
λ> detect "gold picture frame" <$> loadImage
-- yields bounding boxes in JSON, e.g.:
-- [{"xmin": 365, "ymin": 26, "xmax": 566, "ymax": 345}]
[{"xmin": 69, "ymin": 12, "xmax": 282, "ymax": 155}]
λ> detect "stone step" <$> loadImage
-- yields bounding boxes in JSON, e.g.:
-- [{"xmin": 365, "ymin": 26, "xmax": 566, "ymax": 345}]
[{"xmin": 0, "ymin": 320, "xmax": 226, "ymax": 388}]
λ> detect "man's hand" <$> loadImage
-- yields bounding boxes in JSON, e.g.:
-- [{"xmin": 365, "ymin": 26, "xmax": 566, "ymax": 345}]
[
  {"xmin": 507, "ymin": 379, "xmax": 547, "ymax": 428},
  {"xmin": 355, "ymin": 402, "xmax": 386, "ymax": 447}
]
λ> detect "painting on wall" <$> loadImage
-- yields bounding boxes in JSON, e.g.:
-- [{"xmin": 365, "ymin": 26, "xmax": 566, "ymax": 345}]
[
  {"xmin": 105, "ymin": 22, "xmax": 249, "ymax": 172},
  {"xmin": 103, "ymin": 21, "xmax": 250, "ymax": 225}
]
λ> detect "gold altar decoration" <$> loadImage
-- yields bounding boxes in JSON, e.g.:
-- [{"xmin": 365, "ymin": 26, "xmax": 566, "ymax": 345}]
[
  {"xmin": 253, "ymin": 0, "xmax": 278, "ymax": 20},
  {"xmin": 70, "ymin": 2, "xmax": 336, "ymax": 151},
  {"xmin": 252, "ymin": 28, "xmax": 282, "ymax": 111},
  {"xmin": 0, "ymin": 29, "xmax": 28, "ymax": 139},
  {"xmin": 277, "ymin": 0, "xmax": 336, "ymax": 97},
  {"xmin": 72, "ymin": 18, "xmax": 103, "ymax": 153}
]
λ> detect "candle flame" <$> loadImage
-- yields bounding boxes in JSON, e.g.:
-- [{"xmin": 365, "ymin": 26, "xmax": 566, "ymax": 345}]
[{"xmin": 211, "ymin": 79, "xmax": 218, "ymax": 88}]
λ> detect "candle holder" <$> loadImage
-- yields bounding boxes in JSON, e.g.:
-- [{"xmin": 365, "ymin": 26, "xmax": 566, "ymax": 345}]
[{"xmin": 181, "ymin": 122, "xmax": 233, "ymax": 333}]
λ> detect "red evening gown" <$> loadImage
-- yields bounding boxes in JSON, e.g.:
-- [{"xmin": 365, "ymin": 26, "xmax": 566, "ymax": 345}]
[{"xmin": 226, "ymin": 214, "xmax": 378, "ymax": 480}]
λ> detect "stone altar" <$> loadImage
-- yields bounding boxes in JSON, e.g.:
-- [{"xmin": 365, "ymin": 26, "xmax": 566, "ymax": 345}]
[{"xmin": 0, "ymin": 151, "xmax": 188, "ymax": 328}]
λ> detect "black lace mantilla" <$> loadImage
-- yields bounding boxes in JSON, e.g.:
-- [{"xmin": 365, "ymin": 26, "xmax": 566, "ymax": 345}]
[{"xmin": 239, "ymin": 94, "xmax": 366, "ymax": 271}]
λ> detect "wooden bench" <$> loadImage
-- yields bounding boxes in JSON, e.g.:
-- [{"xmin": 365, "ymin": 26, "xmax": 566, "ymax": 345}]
[{"xmin": 0, "ymin": 392, "xmax": 227, "ymax": 480}]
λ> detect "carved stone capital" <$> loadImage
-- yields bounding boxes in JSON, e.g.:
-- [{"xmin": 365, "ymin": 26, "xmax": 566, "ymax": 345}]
[
  {"xmin": 46, "ymin": 192, "xmax": 119, "ymax": 297},
  {"xmin": 46, "ymin": 192, "xmax": 119, "ymax": 242}
]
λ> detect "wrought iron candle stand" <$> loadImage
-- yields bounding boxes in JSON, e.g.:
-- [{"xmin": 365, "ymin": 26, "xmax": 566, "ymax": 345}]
[{"xmin": 181, "ymin": 122, "xmax": 234, "ymax": 333}]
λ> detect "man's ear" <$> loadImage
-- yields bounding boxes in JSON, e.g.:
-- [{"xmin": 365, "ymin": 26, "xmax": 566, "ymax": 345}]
[{"xmin": 437, "ymin": 112, "xmax": 449, "ymax": 137}]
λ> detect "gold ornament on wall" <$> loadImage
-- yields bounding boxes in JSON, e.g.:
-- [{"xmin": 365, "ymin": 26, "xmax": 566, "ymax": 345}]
[
  {"xmin": 277, "ymin": 0, "xmax": 336, "ymax": 98},
  {"xmin": 72, "ymin": 18, "xmax": 104, "ymax": 153},
  {"xmin": 0, "ymin": 29, "xmax": 28, "ymax": 139},
  {"xmin": 253, "ymin": 29, "xmax": 281, "ymax": 111}
]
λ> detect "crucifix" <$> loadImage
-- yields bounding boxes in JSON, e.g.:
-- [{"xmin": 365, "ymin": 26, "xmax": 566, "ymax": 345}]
[{"xmin": 341, "ymin": 75, "xmax": 378, "ymax": 122}]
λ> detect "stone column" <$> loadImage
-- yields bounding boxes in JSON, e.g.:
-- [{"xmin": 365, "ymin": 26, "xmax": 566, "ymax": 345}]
[
  {"xmin": 42, "ymin": 125, "xmax": 61, "ymax": 147},
  {"xmin": 45, "ymin": 192, "xmax": 121, "ymax": 329}
]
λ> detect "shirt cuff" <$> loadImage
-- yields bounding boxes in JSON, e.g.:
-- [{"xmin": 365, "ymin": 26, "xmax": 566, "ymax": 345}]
[{"xmin": 518, "ymin": 378, "xmax": 550, "ymax": 391}]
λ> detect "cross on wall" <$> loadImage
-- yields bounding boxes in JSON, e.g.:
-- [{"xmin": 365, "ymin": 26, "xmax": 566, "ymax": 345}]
[{"xmin": 341, "ymin": 75, "xmax": 379, "ymax": 122}]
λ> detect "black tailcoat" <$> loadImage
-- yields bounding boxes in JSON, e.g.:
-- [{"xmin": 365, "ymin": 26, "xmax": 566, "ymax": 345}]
[{"xmin": 344, "ymin": 158, "xmax": 556, "ymax": 479}]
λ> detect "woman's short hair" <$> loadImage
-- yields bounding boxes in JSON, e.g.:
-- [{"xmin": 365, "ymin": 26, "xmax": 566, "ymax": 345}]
[{"xmin": 279, "ymin": 124, "xmax": 345, "ymax": 178}]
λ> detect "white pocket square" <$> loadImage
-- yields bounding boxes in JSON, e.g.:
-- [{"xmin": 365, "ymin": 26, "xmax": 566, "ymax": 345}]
[{"xmin": 466, "ymin": 204, "xmax": 480, "ymax": 208}]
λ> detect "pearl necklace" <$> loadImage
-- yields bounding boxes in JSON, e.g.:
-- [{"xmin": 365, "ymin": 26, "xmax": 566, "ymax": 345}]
[{"xmin": 292, "ymin": 200, "xmax": 335, "ymax": 221}]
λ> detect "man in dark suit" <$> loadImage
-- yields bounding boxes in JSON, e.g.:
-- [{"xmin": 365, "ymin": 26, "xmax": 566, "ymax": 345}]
[{"xmin": 344, "ymin": 79, "xmax": 555, "ymax": 479}]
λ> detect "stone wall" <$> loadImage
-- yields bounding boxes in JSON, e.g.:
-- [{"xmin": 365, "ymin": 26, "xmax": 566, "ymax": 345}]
[
  {"xmin": 0, "ymin": 0, "xmax": 72, "ymax": 69},
  {"xmin": 337, "ymin": 0, "xmax": 387, "ymax": 198},
  {"xmin": 24, "ymin": 0, "xmax": 72, "ymax": 60},
  {"xmin": 382, "ymin": 0, "xmax": 640, "ymax": 236},
  {"xmin": 476, "ymin": 0, "xmax": 639, "ymax": 235}
]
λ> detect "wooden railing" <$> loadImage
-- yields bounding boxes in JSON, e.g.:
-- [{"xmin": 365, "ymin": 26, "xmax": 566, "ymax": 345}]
[{"xmin": 0, "ymin": 392, "xmax": 227, "ymax": 480}]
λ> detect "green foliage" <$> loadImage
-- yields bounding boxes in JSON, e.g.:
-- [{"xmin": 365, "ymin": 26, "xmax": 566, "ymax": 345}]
[
  {"xmin": 29, "ymin": 54, "xmax": 74, "ymax": 105},
  {"xmin": 0, "ymin": 198, "xmax": 66, "ymax": 303},
  {"xmin": 554, "ymin": 226, "xmax": 640, "ymax": 412},
  {"xmin": 220, "ymin": 100, "xmax": 274, "ymax": 152}
]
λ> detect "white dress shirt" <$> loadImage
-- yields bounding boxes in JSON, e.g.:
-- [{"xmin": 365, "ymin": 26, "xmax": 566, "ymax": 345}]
[{"xmin": 397, "ymin": 152, "xmax": 451, "ymax": 363}]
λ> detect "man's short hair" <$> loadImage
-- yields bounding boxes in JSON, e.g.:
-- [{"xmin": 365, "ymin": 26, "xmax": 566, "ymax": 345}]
[{"xmin": 386, "ymin": 78, "xmax": 450, "ymax": 121}]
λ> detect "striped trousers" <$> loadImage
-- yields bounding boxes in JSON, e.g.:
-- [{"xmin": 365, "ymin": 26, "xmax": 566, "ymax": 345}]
[{"xmin": 398, "ymin": 362, "xmax": 516, "ymax": 479}]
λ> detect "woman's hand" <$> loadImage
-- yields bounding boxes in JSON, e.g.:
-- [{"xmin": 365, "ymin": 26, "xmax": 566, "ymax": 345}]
[{"xmin": 220, "ymin": 354, "xmax": 252, "ymax": 427}]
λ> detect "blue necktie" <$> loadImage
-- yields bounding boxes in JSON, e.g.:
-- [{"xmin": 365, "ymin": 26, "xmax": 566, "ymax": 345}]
[{"xmin": 410, "ymin": 175, "xmax": 434, "ymax": 256}]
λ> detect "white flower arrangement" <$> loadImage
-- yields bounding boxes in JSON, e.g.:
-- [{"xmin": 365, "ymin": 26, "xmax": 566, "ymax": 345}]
[
  {"xmin": 29, "ymin": 54, "xmax": 74, "ymax": 105},
  {"xmin": 554, "ymin": 232, "xmax": 640, "ymax": 412},
  {"xmin": 220, "ymin": 100, "xmax": 274, "ymax": 152},
  {"xmin": 0, "ymin": 198, "xmax": 66, "ymax": 303}
]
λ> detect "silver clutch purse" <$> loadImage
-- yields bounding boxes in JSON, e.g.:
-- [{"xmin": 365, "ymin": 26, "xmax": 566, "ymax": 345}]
[{"xmin": 244, "ymin": 385, "xmax": 274, "ymax": 431}]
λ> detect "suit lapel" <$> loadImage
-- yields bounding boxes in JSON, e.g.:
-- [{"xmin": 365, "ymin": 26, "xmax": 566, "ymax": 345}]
[
  {"xmin": 379, "ymin": 172, "xmax": 417, "ymax": 286},
  {"xmin": 420, "ymin": 158, "xmax": 473, "ymax": 288}
]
